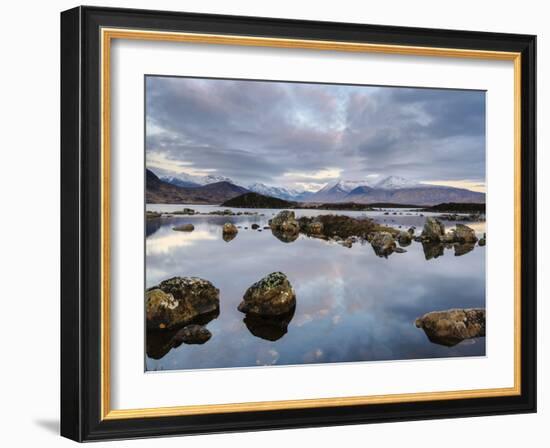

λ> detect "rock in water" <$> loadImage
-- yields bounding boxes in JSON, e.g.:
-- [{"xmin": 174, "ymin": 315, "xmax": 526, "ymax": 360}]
[
  {"xmin": 397, "ymin": 231, "xmax": 412, "ymax": 246},
  {"xmin": 251, "ymin": 223, "xmax": 260, "ymax": 230},
  {"xmin": 370, "ymin": 232, "xmax": 397, "ymax": 257},
  {"xmin": 238, "ymin": 272, "xmax": 296, "ymax": 316},
  {"xmin": 172, "ymin": 324, "xmax": 212, "ymax": 345},
  {"xmin": 172, "ymin": 223, "xmax": 194, "ymax": 232},
  {"xmin": 146, "ymin": 277, "xmax": 220, "ymax": 330},
  {"xmin": 454, "ymin": 223, "xmax": 478, "ymax": 243},
  {"xmin": 270, "ymin": 210, "xmax": 300, "ymax": 234},
  {"xmin": 222, "ymin": 222, "xmax": 238, "ymax": 235},
  {"xmin": 420, "ymin": 217, "xmax": 445, "ymax": 242},
  {"xmin": 479, "ymin": 233, "xmax": 486, "ymax": 246},
  {"xmin": 415, "ymin": 308, "xmax": 485, "ymax": 347}
]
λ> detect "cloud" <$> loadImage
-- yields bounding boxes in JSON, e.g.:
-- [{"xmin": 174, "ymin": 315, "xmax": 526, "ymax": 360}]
[{"xmin": 146, "ymin": 76, "xmax": 486, "ymax": 189}]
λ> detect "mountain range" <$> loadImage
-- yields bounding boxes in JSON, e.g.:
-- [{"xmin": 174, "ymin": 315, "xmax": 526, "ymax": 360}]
[
  {"xmin": 147, "ymin": 170, "xmax": 248, "ymax": 204},
  {"xmin": 149, "ymin": 170, "xmax": 484, "ymax": 206}
]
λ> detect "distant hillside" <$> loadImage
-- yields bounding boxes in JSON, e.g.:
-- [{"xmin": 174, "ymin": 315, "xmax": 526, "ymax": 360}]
[
  {"xmin": 222, "ymin": 192, "xmax": 296, "ymax": 208},
  {"xmin": 308, "ymin": 180, "xmax": 484, "ymax": 206},
  {"xmin": 425, "ymin": 202, "xmax": 486, "ymax": 213},
  {"xmin": 302, "ymin": 202, "xmax": 374, "ymax": 211},
  {"xmin": 146, "ymin": 169, "xmax": 249, "ymax": 204}
]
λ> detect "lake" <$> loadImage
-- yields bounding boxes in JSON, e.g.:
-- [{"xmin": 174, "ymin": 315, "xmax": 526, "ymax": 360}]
[{"xmin": 145, "ymin": 204, "xmax": 486, "ymax": 371}]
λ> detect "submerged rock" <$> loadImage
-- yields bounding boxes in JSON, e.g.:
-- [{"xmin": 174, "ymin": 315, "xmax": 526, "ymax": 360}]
[
  {"xmin": 415, "ymin": 308, "xmax": 486, "ymax": 347},
  {"xmin": 420, "ymin": 217, "xmax": 445, "ymax": 242},
  {"xmin": 146, "ymin": 277, "xmax": 220, "ymax": 330},
  {"xmin": 172, "ymin": 324, "xmax": 212, "ymax": 345},
  {"xmin": 172, "ymin": 223, "xmax": 194, "ymax": 232},
  {"xmin": 238, "ymin": 272, "xmax": 296, "ymax": 316},
  {"xmin": 370, "ymin": 232, "xmax": 397, "ymax": 257}
]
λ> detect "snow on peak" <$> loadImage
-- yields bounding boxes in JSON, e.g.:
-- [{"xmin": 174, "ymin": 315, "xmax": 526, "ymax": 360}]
[
  {"xmin": 374, "ymin": 176, "xmax": 419, "ymax": 189},
  {"xmin": 321, "ymin": 179, "xmax": 374, "ymax": 193},
  {"xmin": 248, "ymin": 183, "xmax": 306, "ymax": 200},
  {"xmin": 161, "ymin": 173, "xmax": 234, "ymax": 186}
]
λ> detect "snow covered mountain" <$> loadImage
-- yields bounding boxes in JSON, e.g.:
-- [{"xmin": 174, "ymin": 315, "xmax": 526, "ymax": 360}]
[
  {"xmin": 373, "ymin": 175, "xmax": 420, "ymax": 189},
  {"xmin": 157, "ymin": 171, "xmax": 484, "ymax": 206},
  {"xmin": 310, "ymin": 176, "xmax": 484, "ymax": 205},
  {"xmin": 247, "ymin": 183, "xmax": 311, "ymax": 201},
  {"xmin": 309, "ymin": 179, "xmax": 374, "ymax": 202},
  {"xmin": 161, "ymin": 173, "xmax": 235, "ymax": 188}
]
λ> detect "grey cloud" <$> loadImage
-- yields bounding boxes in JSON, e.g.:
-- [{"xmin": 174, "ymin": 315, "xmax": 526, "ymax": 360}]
[{"xmin": 146, "ymin": 76, "xmax": 486, "ymax": 187}]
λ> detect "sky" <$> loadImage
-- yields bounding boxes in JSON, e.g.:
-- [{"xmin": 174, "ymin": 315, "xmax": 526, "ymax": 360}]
[{"xmin": 145, "ymin": 76, "xmax": 486, "ymax": 192}]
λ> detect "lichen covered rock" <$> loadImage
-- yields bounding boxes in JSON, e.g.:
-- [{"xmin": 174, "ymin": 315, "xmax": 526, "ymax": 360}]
[
  {"xmin": 222, "ymin": 222, "xmax": 238, "ymax": 235},
  {"xmin": 238, "ymin": 272, "xmax": 296, "ymax": 316},
  {"xmin": 420, "ymin": 217, "xmax": 445, "ymax": 242},
  {"xmin": 270, "ymin": 210, "xmax": 300, "ymax": 234},
  {"xmin": 370, "ymin": 232, "xmax": 397, "ymax": 257},
  {"xmin": 454, "ymin": 224, "xmax": 478, "ymax": 243},
  {"xmin": 146, "ymin": 277, "xmax": 220, "ymax": 330},
  {"xmin": 415, "ymin": 308, "xmax": 485, "ymax": 347}
]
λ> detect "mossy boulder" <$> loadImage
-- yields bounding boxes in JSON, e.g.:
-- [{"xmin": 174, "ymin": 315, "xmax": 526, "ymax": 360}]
[
  {"xmin": 222, "ymin": 222, "xmax": 238, "ymax": 235},
  {"xmin": 270, "ymin": 210, "xmax": 300, "ymax": 234},
  {"xmin": 454, "ymin": 224, "xmax": 478, "ymax": 243},
  {"xmin": 238, "ymin": 272, "xmax": 296, "ymax": 316},
  {"xmin": 370, "ymin": 232, "xmax": 397, "ymax": 257},
  {"xmin": 415, "ymin": 308, "xmax": 485, "ymax": 347},
  {"xmin": 146, "ymin": 277, "xmax": 220, "ymax": 330},
  {"xmin": 420, "ymin": 217, "xmax": 445, "ymax": 242}
]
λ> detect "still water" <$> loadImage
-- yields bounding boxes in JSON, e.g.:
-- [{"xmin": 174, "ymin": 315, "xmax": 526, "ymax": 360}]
[{"xmin": 145, "ymin": 204, "xmax": 486, "ymax": 371}]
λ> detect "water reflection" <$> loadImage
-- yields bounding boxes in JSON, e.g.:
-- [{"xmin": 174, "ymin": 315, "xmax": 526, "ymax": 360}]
[
  {"xmin": 271, "ymin": 228, "xmax": 299, "ymax": 243},
  {"xmin": 146, "ymin": 309, "xmax": 219, "ymax": 359},
  {"xmin": 222, "ymin": 232, "xmax": 237, "ymax": 242},
  {"xmin": 145, "ymin": 204, "xmax": 486, "ymax": 371},
  {"xmin": 243, "ymin": 306, "xmax": 296, "ymax": 341},
  {"xmin": 421, "ymin": 242, "xmax": 445, "ymax": 260}
]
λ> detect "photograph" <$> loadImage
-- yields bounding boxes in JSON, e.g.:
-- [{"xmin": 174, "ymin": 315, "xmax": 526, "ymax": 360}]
[{"xmin": 144, "ymin": 76, "xmax": 487, "ymax": 371}]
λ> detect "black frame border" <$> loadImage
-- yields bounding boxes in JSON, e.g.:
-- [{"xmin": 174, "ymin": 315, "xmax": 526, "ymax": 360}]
[{"xmin": 61, "ymin": 6, "xmax": 536, "ymax": 442}]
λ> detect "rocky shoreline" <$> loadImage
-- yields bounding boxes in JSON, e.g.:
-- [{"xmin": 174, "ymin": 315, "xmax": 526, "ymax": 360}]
[{"xmin": 152, "ymin": 208, "xmax": 486, "ymax": 259}]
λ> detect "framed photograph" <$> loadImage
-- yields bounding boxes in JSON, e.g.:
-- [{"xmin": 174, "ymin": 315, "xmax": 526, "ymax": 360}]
[{"xmin": 61, "ymin": 6, "xmax": 536, "ymax": 441}]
